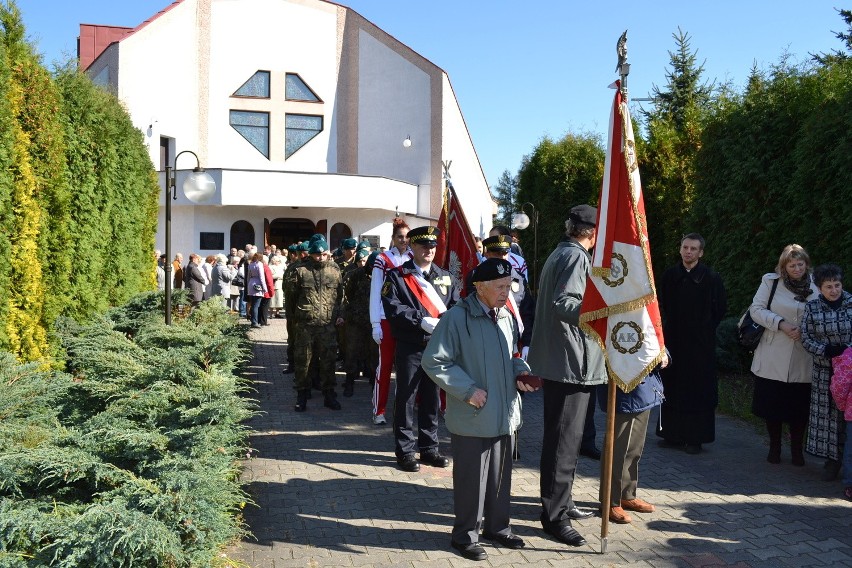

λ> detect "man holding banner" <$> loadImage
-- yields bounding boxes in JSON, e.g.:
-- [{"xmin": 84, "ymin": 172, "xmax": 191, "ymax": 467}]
[
  {"xmin": 382, "ymin": 226, "xmax": 461, "ymax": 472},
  {"xmin": 528, "ymin": 205, "xmax": 608, "ymax": 548}
]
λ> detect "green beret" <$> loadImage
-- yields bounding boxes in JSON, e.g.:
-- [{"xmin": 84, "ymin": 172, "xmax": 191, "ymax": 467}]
[
  {"xmin": 356, "ymin": 248, "xmax": 371, "ymax": 259},
  {"xmin": 357, "ymin": 240, "xmax": 371, "ymax": 251},
  {"xmin": 309, "ymin": 233, "xmax": 326, "ymax": 243},
  {"xmin": 342, "ymin": 238, "xmax": 357, "ymax": 249},
  {"xmin": 309, "ymin": 239, "xmax": 329, "ymax": 254},
  {"xmin": 297, "ymin": 242, "xmax": 310, "ymax": 252}
]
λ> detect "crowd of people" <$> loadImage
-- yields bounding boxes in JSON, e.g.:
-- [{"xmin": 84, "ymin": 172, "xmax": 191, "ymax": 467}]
[{"xmin": 154, "ymin": 212, "xmax": 851, "ymax": 561}]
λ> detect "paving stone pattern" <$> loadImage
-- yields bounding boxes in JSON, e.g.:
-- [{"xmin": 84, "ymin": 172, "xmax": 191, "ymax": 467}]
[{"xmin": 228, "ymin": 318, "xmax": 852, "ymax": 567}]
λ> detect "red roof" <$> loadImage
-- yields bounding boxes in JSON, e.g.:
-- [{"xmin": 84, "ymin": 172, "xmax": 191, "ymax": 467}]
[{"xmin": 77, "ymin": 1, "xmax": 184, "ymax": 70}]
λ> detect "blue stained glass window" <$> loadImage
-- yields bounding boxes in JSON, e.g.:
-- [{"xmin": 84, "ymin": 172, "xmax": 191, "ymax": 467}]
[
  {"xmin": 285, "ymin": 114, "xmax": 322, "ymax": 158},
  {"xmin": 234, "ymin": 71, "xmax": 270, "ymax": 98},
  {"xmin": 230, "ymin": 110, "xmax": 269, "ymax": 158},
  {"xmin": 285, "ymin": 73, "xmax": 320, "ymax": 102}
]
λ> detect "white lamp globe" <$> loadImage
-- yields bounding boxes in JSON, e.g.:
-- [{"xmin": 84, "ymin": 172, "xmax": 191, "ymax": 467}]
[
  {"xmin": 511, "ymin": 212, "xmax": 530, "ymax": 230},
  {"xmin": 183, "ymin": 169, "xmax": 216, "ymax": 204}
]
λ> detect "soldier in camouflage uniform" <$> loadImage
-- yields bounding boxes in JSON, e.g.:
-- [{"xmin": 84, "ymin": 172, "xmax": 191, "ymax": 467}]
[
  {"xmin": 287, "ymin": 238, "xmax": 344, "ymax": 412},
  {"xmin": 339, "ymin": 250, "xmax": 379, "ymax": 397},
  {"xmin": 283, "ymin": 242, "xmax": 309, "ymax": 374}
]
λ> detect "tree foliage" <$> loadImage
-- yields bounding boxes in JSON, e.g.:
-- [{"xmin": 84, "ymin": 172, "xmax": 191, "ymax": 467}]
[
  {"xmin": 490, "ymin": 169, "xmax": 518, "ymax": 228},
  {"xmin": 641, "ymin": 28, "xmax": 715, "ymax": 276},
  {"xmin": 515, "ymin": 133, "xmax": 604, "ymax": 286},
  {"xmin": 0, "ymin": 3, "xmax": 159, "ymax": 362},
  {"xmin": 692, "ymin": 57, "xmax": 852, "ymax": 314},
  {"xmin": 812, "ymin": 8, "xmax": 852, "ymax": 64}
]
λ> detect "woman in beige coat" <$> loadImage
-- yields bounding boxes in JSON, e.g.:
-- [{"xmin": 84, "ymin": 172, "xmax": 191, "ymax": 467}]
[{"xmin": 749, "ymin": 244, "xmax": 819, "ymax": 465}]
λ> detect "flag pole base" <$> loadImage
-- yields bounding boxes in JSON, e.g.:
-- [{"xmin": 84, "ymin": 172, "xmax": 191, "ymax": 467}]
[{"xmin": 600, "ymin": 537, "xmax": 608, "ymax": 554}]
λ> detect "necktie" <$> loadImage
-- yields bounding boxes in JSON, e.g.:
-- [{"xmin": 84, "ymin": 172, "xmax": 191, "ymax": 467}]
[{"xmin": 488, "ymin": 308, "xmax": 497, "ymax": 324}]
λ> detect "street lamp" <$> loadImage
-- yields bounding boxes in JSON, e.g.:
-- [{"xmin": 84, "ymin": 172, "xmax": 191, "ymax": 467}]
[
  {"xmin": 511, "ymin": 202, "xmax": 539, "ymax": 293},
  {"xmin": 164, "ymin": 150, "xmax": 216, "ymax": 325}
]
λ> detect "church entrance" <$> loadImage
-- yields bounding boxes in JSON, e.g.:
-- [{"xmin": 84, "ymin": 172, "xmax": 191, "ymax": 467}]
[{"xmin": 266, "ymin": 218, "xmax": 316, "ymax": 249}]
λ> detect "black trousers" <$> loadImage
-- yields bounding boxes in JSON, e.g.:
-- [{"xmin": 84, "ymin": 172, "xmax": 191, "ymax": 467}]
[
  {"xmin": 393, "ymin": 340, "xmax": 440, "ymax": 458},
  {"xmin": 451, "ymin": 433, "xmax": 513, "ymax": 545},
  {"xmin": 540, "ymin": 380, "xmax": 592, "ymax": 528}
]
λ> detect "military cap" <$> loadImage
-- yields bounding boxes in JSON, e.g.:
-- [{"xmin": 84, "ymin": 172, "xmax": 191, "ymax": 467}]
[
  {"xmin": 332, "ymin": 247, "xmax": 343, "ymax": 258},
  {"xmin": 342, "ymin": 237, "xmax": 357, "ymax": 249},
  {"xmin": 407, "ymin": 225, "xmax": 441, "ymax": 247},
  {"xmin": 482, "ymin": 235, "xmax": 512, "ymax": 253},
  {"xmin": 287, "ymin": 244, "xmax": 298, "ymax": 253},
  {"xmin": 297, "ymin": 241, "xmax": 310, "ymax": 252},
  {"xmin": 356, "ymin": 248, "xmax": 371, "ymax": 259},
  {"xmin": 309, "ymin": 233, "xmax": 326, "ymax": 243},
  {"xmin": 308, "ymin": 239, "xmax": 329, "ymax": 254},
  {"xmin": 357, "ymin": 240, "xmax": 371, "ymax": 251},
  {"xmin": 471, "ymin": 258, "xmax": 513, "ymax": 283},
  {"xmin": 568, "ymin": 204, "xmax": 597, "ymax": 226}
]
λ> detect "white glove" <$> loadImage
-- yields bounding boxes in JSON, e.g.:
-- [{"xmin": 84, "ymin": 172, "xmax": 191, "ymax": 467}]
[
  {"xmin": 420, "ymin": 316, "xmax": 440, "ymax": 334},
  {"xmin": 371, "ymin": 323, "xmax": 383, "ymax": 344},
  {"xmin": 521, "ymin": 346, "xmax": 530, "ymax": 360}
]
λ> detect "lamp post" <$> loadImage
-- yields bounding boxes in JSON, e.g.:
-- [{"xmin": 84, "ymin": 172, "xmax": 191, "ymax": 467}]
[
  {"xmin": 164, "ymin": 150, "xmax": 217, "ymax": 325},
  {"xmin": 511, "ymin": 202, "xmax": 539, "ymax": 293}
]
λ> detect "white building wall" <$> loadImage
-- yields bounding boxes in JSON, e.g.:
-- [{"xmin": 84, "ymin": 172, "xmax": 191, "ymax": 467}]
[
  {"xmin": 357, "ymin": 30, "xmax": 432, "ymax": 190},
  {"xmin": 441, "ymin": 75, "xmax": 494, "ymax": 238}
]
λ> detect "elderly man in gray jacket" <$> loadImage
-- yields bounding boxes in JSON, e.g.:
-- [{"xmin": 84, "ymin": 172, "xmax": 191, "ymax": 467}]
[
  {"xmin": 527, "ymin": 204, "xmax": 608, "ymax": 548},
  {"xmin": 423, "ymin": 258, "xmax": 539, "ymax": 562}
]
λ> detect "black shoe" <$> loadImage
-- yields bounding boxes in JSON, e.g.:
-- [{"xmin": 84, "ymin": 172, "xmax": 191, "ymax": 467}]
[
  {"xmin": 542, "ymin": 524, "xmax": 587, "ymax": 547},
  {"xmin": 323, "ymin": 391, "xmax": 341, "ymax": 410},
  {"xmin": 481, "ymin": 532, "xmax": 525, "ymax": 549},
  {"xmin": 343, "ymin": 382, "xmax": 354, "ymax": 397},
  {"xmin": 295, "ymin": 390, "xmax": 308, "ymax": 412},
  {"xmin": 420, "ymin": 450, "xmax": 449, "ymax": 468},
  {"xmin": 398, "ymin": 454, "xmax": 420, "ymax": 472},
  {"xmin": 685, "ymin": 444, "xmax": 702, "ymax": 455},
  {"xmin": 567, "ymin": 506, "xmax": 594, "ymax": 520},
  {"xmin": 450, "ymin": 541, "xmax": 487, "ymax": 561},
  {"xmin": 579, "ymin": 446, "xmax": 601, "ymax": 460}
]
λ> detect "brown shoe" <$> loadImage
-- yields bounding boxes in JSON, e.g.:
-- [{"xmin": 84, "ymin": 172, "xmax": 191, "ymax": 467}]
[
  {"xmin": 621, "ymin": 498, "xmax": 655, "ymax": 513},
  {"xmin": 608, "ymin": 506, "xmax": 632, "ymax": 524}
]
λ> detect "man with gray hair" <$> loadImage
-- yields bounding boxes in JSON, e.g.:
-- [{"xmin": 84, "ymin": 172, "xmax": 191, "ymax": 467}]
[{"xmin": 527, "ymin": 204, "xmax": 608, "ymax": 548}]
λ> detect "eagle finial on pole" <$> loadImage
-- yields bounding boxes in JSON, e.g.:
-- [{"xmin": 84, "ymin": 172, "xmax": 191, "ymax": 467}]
[{"xmin": 615, "ymin": 30, "xmax": 629, "ymax": 98}]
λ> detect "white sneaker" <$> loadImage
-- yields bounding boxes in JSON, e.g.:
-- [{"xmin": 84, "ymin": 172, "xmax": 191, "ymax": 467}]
[{"xmin": 372, "ymin": 413, "xmax": 387, "ymax": 425}]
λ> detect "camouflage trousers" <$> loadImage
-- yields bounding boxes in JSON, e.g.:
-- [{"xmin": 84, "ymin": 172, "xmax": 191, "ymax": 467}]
[
  {"xmin": 344, "ymin": 320, "xmax": 379, "ymax": 376},
  {"xmin": 294, "ymin": 323, "xmax": 338, "ymax": 392}
]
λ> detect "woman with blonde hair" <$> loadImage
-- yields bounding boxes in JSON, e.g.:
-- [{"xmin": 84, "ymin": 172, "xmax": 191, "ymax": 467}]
[{"xmin": 749, "ymin": 244, "xmax": 818, "ymax": 465}]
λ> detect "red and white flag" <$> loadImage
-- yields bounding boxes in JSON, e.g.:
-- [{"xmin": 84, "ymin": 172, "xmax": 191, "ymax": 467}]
[
  {"xmin": 435, "ymin": 181, "xmax": 478, "ymax": 295},
  {"xmin": 580, "ymin": 82, "xmax": 665, "ymax": 392}
]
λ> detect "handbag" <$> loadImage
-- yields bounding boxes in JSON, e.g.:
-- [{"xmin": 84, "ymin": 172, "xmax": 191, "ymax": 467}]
[{"xmin": 737, "ymin": 279, "xmax": 779, "ymax": 350}]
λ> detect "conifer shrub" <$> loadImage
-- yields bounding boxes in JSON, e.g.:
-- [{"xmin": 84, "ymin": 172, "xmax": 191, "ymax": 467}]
[{"xmin": 0, "ymin": 295, "xmax": 255, "ymax": 567}]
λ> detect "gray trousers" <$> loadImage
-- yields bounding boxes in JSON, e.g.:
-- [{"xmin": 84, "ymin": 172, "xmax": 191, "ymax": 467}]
[
  {"xmin": 601, "ymin": 410, "xmax": 650, "ymax": 506},
  {"xmin": 450, "ymin": 433, "xmax": 514, "ymax": 544}
]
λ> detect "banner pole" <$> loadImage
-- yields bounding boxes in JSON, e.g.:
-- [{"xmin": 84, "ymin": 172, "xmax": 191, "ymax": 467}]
[{"xmin": 599, "ymin": 378, "xmax": 617, "ymax": 553}]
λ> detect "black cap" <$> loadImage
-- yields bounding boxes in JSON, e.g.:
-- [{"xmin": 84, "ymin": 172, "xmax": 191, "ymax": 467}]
[
  {"xmin": 408, "ymin": 225, "xmax": 441, "ymax": 247},
  {"xmin": 482, "ymin": 235, "xmax": 512, "ymax": 253},
  {"xmin": 568, "ymin": 204, "xmax": 597, "ymax": 226},
  {"xmin": 471, "ymin": 258, "xmax": 513, "ymax": 283}
]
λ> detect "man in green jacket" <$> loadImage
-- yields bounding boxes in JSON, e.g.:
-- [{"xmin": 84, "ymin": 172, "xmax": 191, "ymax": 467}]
[{"xmin": 422, "ymin": 258, "xmax": 539, "ymax": 562}]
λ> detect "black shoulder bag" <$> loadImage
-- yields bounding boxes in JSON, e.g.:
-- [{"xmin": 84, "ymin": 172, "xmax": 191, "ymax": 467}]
[{"xmin": 737, "ymin": 279, "xmax": 779, "ymax": 351}]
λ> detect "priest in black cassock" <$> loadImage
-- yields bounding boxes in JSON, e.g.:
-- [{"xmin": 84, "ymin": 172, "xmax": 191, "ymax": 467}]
[{"xmin": 657, "ymin": 233, "xmax": 727, "ymax": 454}]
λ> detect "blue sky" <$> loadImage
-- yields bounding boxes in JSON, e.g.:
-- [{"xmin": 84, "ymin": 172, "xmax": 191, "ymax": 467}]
[{"xmin": 15, "ymin": 0, "xmax": 846, "ymax": 189}]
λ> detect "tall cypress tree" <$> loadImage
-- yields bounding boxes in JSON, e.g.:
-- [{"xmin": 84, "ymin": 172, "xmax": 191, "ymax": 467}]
[{"xmin": 641, "ymin": 28, "xmax": 715, "ymax": 276}]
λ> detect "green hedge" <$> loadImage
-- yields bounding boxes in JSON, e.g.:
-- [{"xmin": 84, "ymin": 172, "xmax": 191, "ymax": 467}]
[
  {"xmin": 0, "ymin": 294, "xmax": 254, "ymax": 567},
  {"xmin": 0, "ymin": 4, "xmax": 159, "ymax": 363}
]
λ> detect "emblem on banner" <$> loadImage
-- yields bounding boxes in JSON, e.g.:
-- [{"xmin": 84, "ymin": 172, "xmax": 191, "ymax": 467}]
[
  {"xmin": 511, "ymin": 280, "xmax": 520, "ymax": 293},
  {"xmin": 610, "ymin": 321, "xmax": 644, "ymax": 354},
  {"xmin": 602, "ymin": 252, "xmax": 628, "ymax": 288},
  {"xmin": 382, "ymin": 280, "xmax": 391, "ymax": 297}
]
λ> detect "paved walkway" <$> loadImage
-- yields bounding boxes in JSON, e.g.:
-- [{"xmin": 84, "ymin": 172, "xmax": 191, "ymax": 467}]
[{"xmin": 228, "ymin": 318, "xmax": 852, "ymax": 567}]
